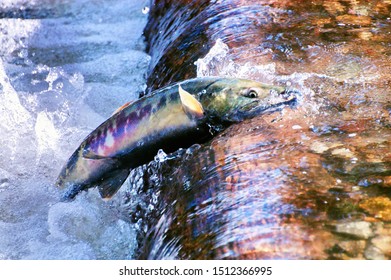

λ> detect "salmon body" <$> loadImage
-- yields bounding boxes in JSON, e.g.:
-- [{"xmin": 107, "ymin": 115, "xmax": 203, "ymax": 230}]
[{"xmin": 56, "ymin": 77, "xmax": 297, "ymax": 200}]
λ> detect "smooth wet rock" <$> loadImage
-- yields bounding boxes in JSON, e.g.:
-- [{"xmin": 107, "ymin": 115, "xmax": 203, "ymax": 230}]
[
  {"xmin": 331, "ymin": 147, "xmax": 356, "ymax": 158},
  {"xmin": 364, "ymin": 245, "xmax": 386, "ymax": 260},
  {"xmin": 334, "ymin": 240, "xmax": 366, "ymax": 258},
  {"xmin": 334, "ymin": 221, "xmax": 374, "ymax": 239},
  {"xmin": 371, "ymin": 236, "xmax": 391, "ymax": 255},
  {"xmin": 309, "ymin": 141, "xmax": 332, "ymax": 154}
]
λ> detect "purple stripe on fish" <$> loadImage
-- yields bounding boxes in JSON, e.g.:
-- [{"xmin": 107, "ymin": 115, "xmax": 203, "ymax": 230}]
[
  {"xmin": 112, "ymin": 111, "xmax": 138, "ymax": 139},
  {"xmin": 86, "ymin": 103, "xmax": 156, "ymax": 157},
  {"xmin": 157, "ymin": 95, "xmax": 167, "ymax": 110},
  {"xmin": 112, "ymin": 122, "xmax": 125, "ymax": 139},
  {"xmin": 169, "ymin": 91, "xmax": 177, "ymax": 101},
  {"xmin": 139, "ymin": 104, "xmax": 152, "ymax": 120}
]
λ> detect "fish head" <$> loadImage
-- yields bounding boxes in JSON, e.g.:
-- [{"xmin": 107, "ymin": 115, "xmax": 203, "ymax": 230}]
[{"xmin": 199, "ymin": 78, "xmax": 298, "ymax": 123}]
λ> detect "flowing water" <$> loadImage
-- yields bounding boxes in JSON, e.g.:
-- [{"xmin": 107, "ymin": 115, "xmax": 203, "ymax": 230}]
[
  {"xmin": 1, "ymin": 0, "xmax": 390, "ymax": 260},
  {"xmin": 120, "ymin": 0, "xmax": 391, "ymax": 259},
  {"xmin": 0, "ymin": 0, "xmax": 149, "ymax": 259}
]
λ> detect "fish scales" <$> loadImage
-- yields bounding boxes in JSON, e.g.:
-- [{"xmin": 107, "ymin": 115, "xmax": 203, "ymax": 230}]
[
  {"xmin": 86, "ymin": 88, "xmax": 194, "ymax": 159},
  {"xmin": 56, "ymin": 77, "xmax": 297, "ymax": 200}
]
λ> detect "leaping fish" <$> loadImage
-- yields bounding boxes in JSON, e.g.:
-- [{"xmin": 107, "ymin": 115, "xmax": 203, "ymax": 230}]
[{"xmin": 56, "ymin": 77, "xmax": 297, "ymax": 201}]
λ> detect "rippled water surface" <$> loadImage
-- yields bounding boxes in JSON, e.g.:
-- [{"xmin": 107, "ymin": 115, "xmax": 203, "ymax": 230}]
[
  {"xmin": 0, "ymin": 0, "xmax": 149, "ymax": 259},
  {"xmin": 125, "ymin": 0, "xmax": 391, "ymax": 259},
  {"xmin": 1, "ymin": 0, "xmax": 390, "ymax": 260}
]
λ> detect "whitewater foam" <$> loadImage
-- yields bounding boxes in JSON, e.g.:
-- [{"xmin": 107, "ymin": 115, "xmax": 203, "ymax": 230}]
[{"xmin": 0, "ymin": 0, "xmax": 149, "ymax": 259}]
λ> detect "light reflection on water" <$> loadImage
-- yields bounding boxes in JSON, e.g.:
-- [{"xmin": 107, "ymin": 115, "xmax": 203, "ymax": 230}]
[
  {"xmin": 0, "ymin": 0, "xmax": 150, "ymax": 259},
  {"xmin": 2, "ymin": 0, "xmax": 388, "ymax": 260},
  {"xmin": 126, "ymin": 0, "xmax": 391, "ymax": 259}
]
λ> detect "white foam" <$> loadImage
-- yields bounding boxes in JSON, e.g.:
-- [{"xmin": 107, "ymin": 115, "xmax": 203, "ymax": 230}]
[{"xmin": 0, "ymin": 0, "xmax": 149, "ymax": 259}]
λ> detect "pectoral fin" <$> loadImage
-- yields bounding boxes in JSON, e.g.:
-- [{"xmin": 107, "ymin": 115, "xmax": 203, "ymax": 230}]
[
  {"xmin": 178, "ymin": 85, "xmax": 204, "ymax": 119},
  {"xmin": 82, "ymin": 149, "xmax": 110, "ymax": 160},
  {"xmin": 83, "ymin": 148, "xmax": 121, "ymax": 161},
  {"xmin": 98, "ymin": 169, "xmax": 130, "ymax": 200}
]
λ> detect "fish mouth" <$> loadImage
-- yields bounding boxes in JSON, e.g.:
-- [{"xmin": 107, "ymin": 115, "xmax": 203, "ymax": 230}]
[{"xmin": 234, "ymin": 89, "xmax": 299, "ymax": 121}]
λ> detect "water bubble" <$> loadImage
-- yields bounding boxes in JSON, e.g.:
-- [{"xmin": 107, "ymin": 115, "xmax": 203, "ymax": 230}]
[
  {"xmin": 186, "ymin": 144, "xmax": 201, "ymax": 156},
  {"xmin": 154, "ymin": 149, "xmax": 168, "ymax": 163},
  {"xmin": 151, "ymin": 193, "xmax": 159, "ymax": 204},
  {"xmin": 142, "ymin": 7, "xmax": 150, "ymax": 14},
  {"xmin": 0, "ymin": 0, "xmax": 149, "ymax": 260},
  {"xmin": 183, "ymin": 179, "xmax": 191, "ymax": 191},
  {"xmin": 147, "ymin": 204, "xmax": 154, "ymax": 211}
]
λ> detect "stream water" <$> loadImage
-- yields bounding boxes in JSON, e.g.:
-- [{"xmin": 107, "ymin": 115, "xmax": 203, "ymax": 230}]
[
  {"xmin": 126, "ymin": 0, "xmax": 391, "ymax": 259},
  {"xmin": 0, "ymin": 0, "xmax": 390, "ymax": 260},
  {"xmin": 0, "ymin": 0, "xmax": 149, "ymax": 259}
]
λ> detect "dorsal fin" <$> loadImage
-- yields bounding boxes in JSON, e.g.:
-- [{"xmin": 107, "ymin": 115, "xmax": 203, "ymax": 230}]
[
  {"xmin": 178, "ymin": 85, "xmax": 204, "ymax": 119},
  {"xmin": 111, "ymin": 101, "xmax": 132, "ymax": 116}
]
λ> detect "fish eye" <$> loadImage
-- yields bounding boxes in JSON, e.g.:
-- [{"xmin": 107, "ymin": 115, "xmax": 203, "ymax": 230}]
[{"xmin": 243, "ymin": 88, "xmax": 259, "ymax": 98}]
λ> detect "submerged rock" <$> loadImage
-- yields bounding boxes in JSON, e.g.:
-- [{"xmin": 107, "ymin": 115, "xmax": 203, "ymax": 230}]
[
  {"xmin": 371, "ymin": 236, "xmax": 391, "ymax": 256},
  {"xmin": 328, "ymin": 240, "xmax": 366, "ymax": 259},
  {"xmin": 338, "ymin": 240, "xmax": 366, "ymax": 257},
  {"xmin": 334, "ymin": 221, "xmax": 374, "ymax": 239},
  {"xmin": 364, "ymin": 245, "xmax": 386, "ymax": 260},
  {"xmin": 132, "ymin": 0, "xmax": 391, "ymax": 259}
]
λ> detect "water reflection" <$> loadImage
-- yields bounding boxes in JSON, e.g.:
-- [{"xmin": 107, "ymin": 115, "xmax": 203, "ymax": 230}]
[{"xmin": 118, "ymin": 0, "xmax": 391, "ymax": 259}]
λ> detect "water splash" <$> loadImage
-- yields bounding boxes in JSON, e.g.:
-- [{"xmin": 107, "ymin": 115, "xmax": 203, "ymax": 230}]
[
  {"xmin": 139, "ymin": 0, "xmax": 391, "ymax": 259},
  {"xmin": 0, "ymin": 0, "xmax": 150, "ymax": 260}
]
